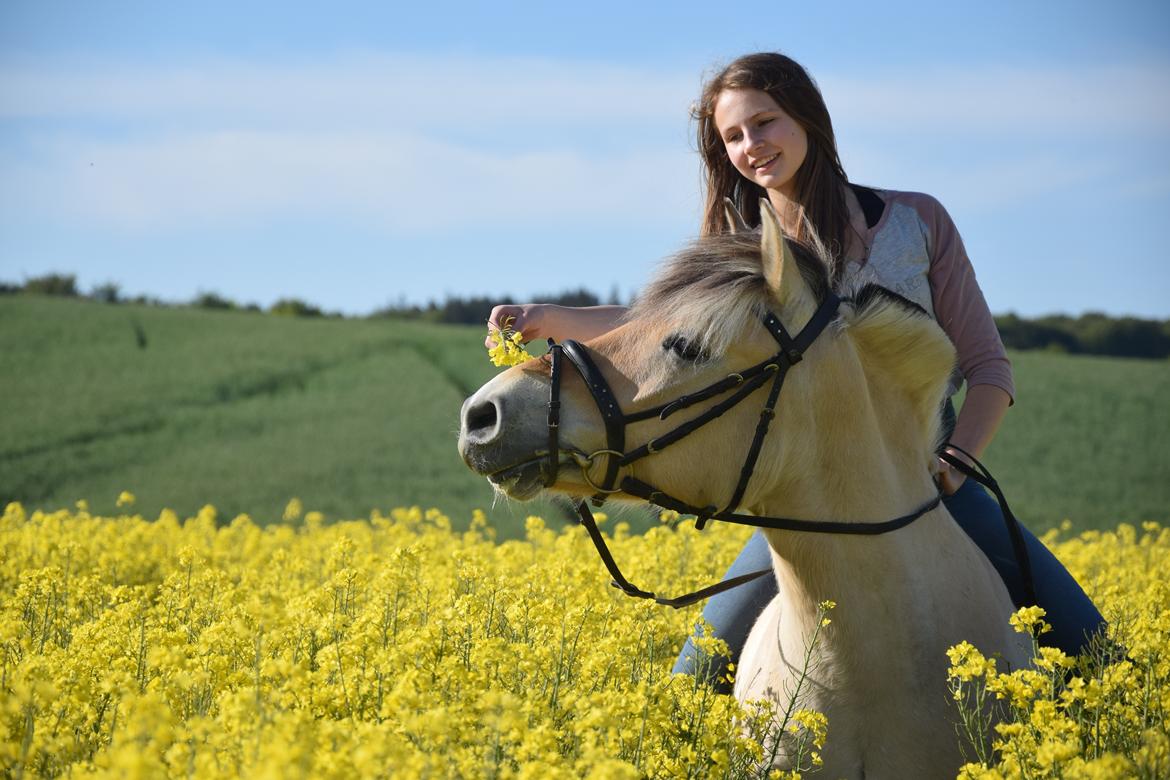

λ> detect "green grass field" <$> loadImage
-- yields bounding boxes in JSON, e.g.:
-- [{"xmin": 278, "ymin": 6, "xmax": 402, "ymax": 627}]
[
  {"xmin": 1, "ymin": 294, "xmax": 1166, "ymax": 538},
  {"xmin": 971, "ymin": 349, "xmax": 1169, "ymax": 530}
]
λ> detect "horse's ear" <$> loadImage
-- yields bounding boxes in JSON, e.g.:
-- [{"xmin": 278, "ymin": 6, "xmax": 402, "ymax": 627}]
[
  {"xmin": 722, "ymin": 198, "xmax": 750, "ymax": 234},
  {"xmin": 760, "ymin": 199, "xmax": 815, "ymax": 319}
]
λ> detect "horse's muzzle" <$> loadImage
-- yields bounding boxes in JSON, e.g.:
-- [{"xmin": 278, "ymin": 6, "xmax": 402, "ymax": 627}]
[{"xmin": 458, "ymin": 375, "xmax": 553, "ymax": 498}]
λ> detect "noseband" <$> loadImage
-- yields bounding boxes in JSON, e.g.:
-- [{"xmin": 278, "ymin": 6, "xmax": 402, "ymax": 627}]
[{"xmin": 540, "ymin": 291, "xmax": 947, "ymax": 608}]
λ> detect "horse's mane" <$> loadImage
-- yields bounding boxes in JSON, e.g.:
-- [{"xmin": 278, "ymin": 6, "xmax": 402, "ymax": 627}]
[{"xmin": 625, "ymin": 232, "xmax": 834, "ymax": 358}]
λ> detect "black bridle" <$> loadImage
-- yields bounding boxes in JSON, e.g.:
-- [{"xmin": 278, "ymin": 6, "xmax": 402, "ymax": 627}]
[{"xmin": 540, "ymin": 291, "xmax": 954, "ymax": 609}]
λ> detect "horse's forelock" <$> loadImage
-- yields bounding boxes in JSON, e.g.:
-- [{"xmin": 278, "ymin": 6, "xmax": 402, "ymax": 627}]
[{"xmin": 626, "ymin": 233, "xmax": 832, "ymax": 357}]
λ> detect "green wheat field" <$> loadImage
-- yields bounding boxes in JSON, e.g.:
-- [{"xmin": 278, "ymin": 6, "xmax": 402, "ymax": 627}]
[{"xmin": 2, "ymin": 295, "xmax": 1167, "ymax": 539}]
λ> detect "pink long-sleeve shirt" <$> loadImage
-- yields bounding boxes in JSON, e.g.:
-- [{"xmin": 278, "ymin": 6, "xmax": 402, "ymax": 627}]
[{"xmin": 841, "ymin": 188, "xmax": 1014, "ymax": 401}]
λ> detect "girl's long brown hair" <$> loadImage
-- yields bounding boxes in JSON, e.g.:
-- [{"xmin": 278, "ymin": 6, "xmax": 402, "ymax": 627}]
[{"xmin": 695, "ymin": 53, "xmax": 849, "ymax": 272}]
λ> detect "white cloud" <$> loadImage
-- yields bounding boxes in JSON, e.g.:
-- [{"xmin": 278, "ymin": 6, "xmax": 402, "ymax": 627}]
[
  {"xmin": 821, "ymin": 63, "xmax": 1170, "ymax": 134},
  {"xmin": 1, "ymin": 54, "xmax": 703, "ymax": 230},
  {"xmin": 0, "ymin": 53, "xmax": 698, "ymax": 126},
  {"xmin": 2, "ymin": 54, "xmax": 1167, "ymax": 233},
  {"xmin": 6, "ymin": 55, "xmax": 1166, "ymax": 133},
  {"xmin": 840, "ymin": 138, "xmax": 1123, "ymax": 212},
  {"xmin": 3, "ymin": 130, "xmax": 699, "ymax": 230}
]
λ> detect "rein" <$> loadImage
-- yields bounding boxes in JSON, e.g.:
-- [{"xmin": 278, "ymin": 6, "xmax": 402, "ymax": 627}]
[{"xmin": 540, "ymin": 293, "xmax": 1037, "ymax": 610}]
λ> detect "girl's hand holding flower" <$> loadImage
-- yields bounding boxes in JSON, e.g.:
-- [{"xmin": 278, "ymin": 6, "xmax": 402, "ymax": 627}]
[
  {"xmin": 485, "ymin": 304, "xmax": 545, "ymax": 349},
  {"xmin": 486, "ymin": 314, "xmax": 534, "ymax": 367}
]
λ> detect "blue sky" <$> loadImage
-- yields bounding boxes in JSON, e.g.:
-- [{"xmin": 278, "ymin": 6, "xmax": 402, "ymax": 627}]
[{"xmin": 2, "ymin": 1, "xmax": 1168, "ymax": 318}]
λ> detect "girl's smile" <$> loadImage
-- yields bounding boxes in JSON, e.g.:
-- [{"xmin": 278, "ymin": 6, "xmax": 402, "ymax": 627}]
[{"xmin": 752, "ymin": 153, "xmax": 779, "ymax": 173}]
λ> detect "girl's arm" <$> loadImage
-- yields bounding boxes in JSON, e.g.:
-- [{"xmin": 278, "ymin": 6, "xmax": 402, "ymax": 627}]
[
  {"xmin": 913, "ymin": 193, "xmax": 1014, "ymax": 494},
  {"xmin": 938, "ymin": 384, "xmax": 1011, "ymax": 494},
  {"xmin": 485, "ymin": 303, "xmax": 628, "ymax": 347},
  {"xmin": 920, "ymin": 193, "xmax": 1015, "ymax": 401}
]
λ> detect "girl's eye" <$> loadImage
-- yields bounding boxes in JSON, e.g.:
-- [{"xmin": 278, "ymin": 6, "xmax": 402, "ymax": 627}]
[
  {"xmin": 758, "ymin": 117, "xmax": 773, "ymax": 127},
  {"xmin": 662, "ymin": 334, "xmax": 708, "ymax": 363}
]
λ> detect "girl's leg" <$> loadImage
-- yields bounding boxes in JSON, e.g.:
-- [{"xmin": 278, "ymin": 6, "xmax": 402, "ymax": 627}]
[
  {"xmin": 672, "ymin": 530, "xmax": 777, "ymax": 693},
  {"xmin": 944, "ymin": 478, "xmax": 1106, "ymax": 656}
]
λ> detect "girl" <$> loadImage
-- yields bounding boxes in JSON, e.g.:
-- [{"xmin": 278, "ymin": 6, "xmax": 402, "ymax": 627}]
[{"xmin": 487, "ymin": 52, "xmax": 1104, "ymax": 690}]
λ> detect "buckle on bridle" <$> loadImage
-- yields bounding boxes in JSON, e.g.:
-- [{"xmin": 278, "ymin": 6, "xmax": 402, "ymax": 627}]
[{"xmin": 573, "ymin": 449, "xmax": 625, "ymax": 494}]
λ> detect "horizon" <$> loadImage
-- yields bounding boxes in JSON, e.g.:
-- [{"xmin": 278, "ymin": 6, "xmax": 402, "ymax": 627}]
[
  {"xmin": 8, "ymin": 272, "xmax": 1170, "ymax": 325},
  {"xmin": 3, "ymin": 1, "xmax": 1169, "ymax": 319}
]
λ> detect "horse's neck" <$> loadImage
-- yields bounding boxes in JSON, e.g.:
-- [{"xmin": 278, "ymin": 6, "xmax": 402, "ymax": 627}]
[
  {"xmin": 753, "ymin": 390, "xmax": 948, "ymax": 648},
  {"xmin": 747, "ymin": 332, "xmax": 957, "ymax": 614},
  {"xmin": 766, "ymin": 345, "xmax": 939, "ymax": 514},
  {"xmin": 755, "ymin": 409, "xmax": 939, "ymax": 527},
  {"xmin": 760, "ymin": 511, "xmax": 958, "ymax": 683},
  {"xmin": 764, "ymin": 524, "xmax": 934, "ymax": 607}
]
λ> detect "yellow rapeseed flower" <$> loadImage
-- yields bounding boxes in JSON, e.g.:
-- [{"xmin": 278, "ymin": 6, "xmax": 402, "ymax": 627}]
[
  {"xmin": 282, "ymin": 497, "xmax": 303, "ymax": 522},
  {"xmin": 948, "ymin": 522, "xmax": 1170, "ymax": 779},
  {"xmin": 1009, "ymin": 605, "xmax": 1053, "ymax": 637},
  {"xmin": 487, "ymin": 316, "xmax": 534, "ymax": 367},
  {"xmin": 2, "ymin": 499, "xmax": 1167, "ymax": 778}
]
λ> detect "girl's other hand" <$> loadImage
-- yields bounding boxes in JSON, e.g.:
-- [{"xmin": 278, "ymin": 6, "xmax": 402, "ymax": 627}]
[
  {"xmin": 486, "ymin": 304, "xmax": 544, "ymax": 348},
  {"xmin": 936, "ymin": 450, "xmax": 969, "ymax": 496}
]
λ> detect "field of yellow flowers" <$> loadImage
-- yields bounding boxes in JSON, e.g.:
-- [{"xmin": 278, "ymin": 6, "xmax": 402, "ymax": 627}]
[{"xmin": 2, "ymin": 498, "xmax": 1167, "ymax": 779}]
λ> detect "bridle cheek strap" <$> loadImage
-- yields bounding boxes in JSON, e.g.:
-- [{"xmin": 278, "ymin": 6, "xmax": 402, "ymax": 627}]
[
  {"xmin": 559, "ymin": 339, "xmax": 625, "ymax": 499},
  {"xmin": 543, "ymin": 340, "xmax": 562, "ymax": 487}
]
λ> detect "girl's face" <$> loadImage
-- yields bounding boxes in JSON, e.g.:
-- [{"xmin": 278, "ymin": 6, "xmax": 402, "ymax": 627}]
[{"xmin": 713, "ymin": 88, "xmax": 808, "ymax": 199}]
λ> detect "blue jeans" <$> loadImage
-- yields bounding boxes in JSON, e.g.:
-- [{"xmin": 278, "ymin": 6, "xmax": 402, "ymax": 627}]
[{"xmin": 672, "ymin": 479, "xmax": 1106, "ymax": 690}]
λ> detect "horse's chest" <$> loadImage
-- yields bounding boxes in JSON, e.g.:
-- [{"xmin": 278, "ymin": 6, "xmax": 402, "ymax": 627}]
[{"xmin": 735, "ymin": 598, "xmax": 961, "ymax": 777}]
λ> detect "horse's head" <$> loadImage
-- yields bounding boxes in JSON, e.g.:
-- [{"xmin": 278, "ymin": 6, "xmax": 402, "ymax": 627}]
[{"xmin": 459, "ymin": 202, "xmax": 957, "ymax": 518}]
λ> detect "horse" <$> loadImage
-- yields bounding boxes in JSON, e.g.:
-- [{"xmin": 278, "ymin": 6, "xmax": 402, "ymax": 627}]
[{"xmin": 457, "ymin": 202, "xmax": 1030, "ymax": 777}]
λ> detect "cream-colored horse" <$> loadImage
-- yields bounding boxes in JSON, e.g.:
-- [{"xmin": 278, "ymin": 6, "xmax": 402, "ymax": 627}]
[{"xmin": 458, "ymin": 203, "xmax": 1030, "ymax": 777}]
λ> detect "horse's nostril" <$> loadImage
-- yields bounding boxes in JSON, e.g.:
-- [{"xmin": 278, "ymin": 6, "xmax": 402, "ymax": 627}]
[{"xmin": 464, "ymin": 399, "xmax": 500, "ymax": 440}]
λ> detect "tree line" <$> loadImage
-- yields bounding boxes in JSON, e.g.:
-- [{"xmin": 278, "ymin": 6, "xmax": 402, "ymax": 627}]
[
  {"xmin": 994, "ymin": 312, "xmax": 1170, "ymax": 360},
  {"xmin": 2, "ymin": 273, "xmax": 334, "ymax": 318},
  {"xmin": 5, "ymin": 272, "xmax": 1168, "ymax": 359}
]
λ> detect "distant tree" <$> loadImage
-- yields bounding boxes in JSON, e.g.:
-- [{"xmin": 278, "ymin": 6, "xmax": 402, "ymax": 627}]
[
  {"xmin": 24, "ymin": 273, "xmax": 78, "ymax": 297},
  {"xmin": 370, "ymin": 301, "xmax": 427, "ymax": 320},
  {"xmin": 91, "ymin": 281, "xmax": 121, "ymax": 304},
  {"xmin": 434, "ymin": 295, "xmax": 496, "ymax": 325},
  {"xmin": 997, "ymin": 312, "xmax": 1170, "ymax": 359},
  {"xmin": 0, "ymin": 280, "xmax": 20, "ymax": 295},
  {"xmin": 193, "ymin": 291, "xmax": 237, "ymax": 310},
  {"xmin": 543, "ymin": 288, "xmax": 602, "ymax": 309},
  {"xmin": 270, "ymin": 298, "xmax": 323, "ymax": 317},
  {"xmin": 1078, "ymin": 315, "xmax": 1170, "ymax": 359},
  {"xmin": 995, "ymin": 313, "xmax": 1078, "ymax": 353}
]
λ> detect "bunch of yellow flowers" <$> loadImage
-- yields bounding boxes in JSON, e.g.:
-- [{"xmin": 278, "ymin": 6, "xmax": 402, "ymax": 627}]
[{"xmin": 487, "ymin": 316, "xmax": 534, "ymax": 368}]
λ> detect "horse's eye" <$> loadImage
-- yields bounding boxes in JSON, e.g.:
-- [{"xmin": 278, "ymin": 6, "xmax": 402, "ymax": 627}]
[{"xmin": 662, "ymin": 334, "xmax": 708, "ymax": 363}]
